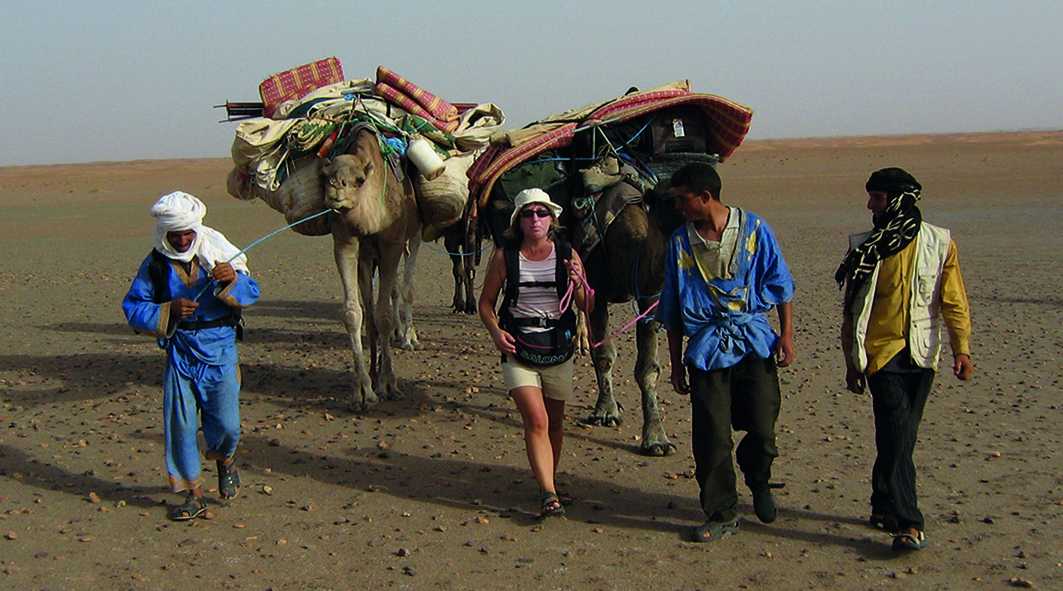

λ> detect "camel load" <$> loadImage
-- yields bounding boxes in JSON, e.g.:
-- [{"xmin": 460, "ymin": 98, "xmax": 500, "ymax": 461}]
[
  {"xmin": 221, "ymin": 57, "xmax": 505, "ymax": 241},
  {"xmin": 466, "ymin": 79, "xmax": 752, "ymax": 259}
]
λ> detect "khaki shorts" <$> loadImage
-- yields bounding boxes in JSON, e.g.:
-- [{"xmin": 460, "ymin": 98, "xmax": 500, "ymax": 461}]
[{"xmin": 501, "ymin": 355, "xmax": 574, "ymax": 402}]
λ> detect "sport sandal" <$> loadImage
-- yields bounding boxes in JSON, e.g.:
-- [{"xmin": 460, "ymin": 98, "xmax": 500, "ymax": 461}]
[
  {"xmin": 540, "ymin": 491, "xmax": 566, "ymax": 518},
  {"xmin": 217, "ymin": 460, "xmax": 241, "ymax": 500},
  {"xmin": 892, "ymin": 528, "xmax": 928, "ymax": 551}
]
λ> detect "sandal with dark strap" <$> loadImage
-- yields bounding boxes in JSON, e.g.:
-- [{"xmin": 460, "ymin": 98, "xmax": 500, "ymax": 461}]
[
  {"xmin": 892, "ymin": 528, "xmax": 928, "ymax": 551},
  {"xmin": 540, "ymin": 491, "xmax": 566, "ymax": 518},
  {"xmin": 557, "ymin": 491, "xmax": 576, "ymax": 506},
  {"xmin": 217, "ymin": 460, "xmax": 241, "ymax": 500},
  {"xmin": 169, "ymin": 494, "xmax": 208, "ymax": 521},
  {"xmin": 691, "ymin": 518, "xmax": 739, "ymax": 543}
]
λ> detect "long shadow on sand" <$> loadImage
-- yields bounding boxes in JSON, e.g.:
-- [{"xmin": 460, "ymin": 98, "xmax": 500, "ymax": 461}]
[
  {"xmin": 0, "ymin": 444, "xmax": 167, "ymax": 508},
  {"xmin": 225, "ymin": 434, "xmax": 895, "ymax": 558}
]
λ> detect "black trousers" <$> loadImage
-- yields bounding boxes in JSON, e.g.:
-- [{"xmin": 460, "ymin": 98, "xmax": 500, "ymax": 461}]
[
  {"xmin": 689, "ymin": 355, "xmax": 781, "ymax": 522},
  {"xmin": 868, "ymin": 366, "xmax": 934, "ymax": 531}
]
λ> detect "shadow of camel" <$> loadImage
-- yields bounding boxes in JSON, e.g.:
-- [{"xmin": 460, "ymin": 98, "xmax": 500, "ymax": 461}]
[{"xmin": 0, "ymin": 349, "xmax": 459, "ymax": 418}]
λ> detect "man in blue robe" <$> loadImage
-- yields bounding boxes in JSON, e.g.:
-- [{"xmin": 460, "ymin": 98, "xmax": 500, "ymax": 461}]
[
  {"xmin": 657, "ymin": 163, "xmax": 795, "ymax": 542},
  {"xmin": 122, "ymin": 191, "xmax": 260, "ymax": 520}
]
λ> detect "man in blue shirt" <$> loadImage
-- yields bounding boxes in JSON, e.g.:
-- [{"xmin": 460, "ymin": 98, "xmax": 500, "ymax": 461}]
[
  {"xmin": 657, "ymin": 163, "xmax": 795, "ymax": 542},
  {"xmin": 123, "ymin": 191, "xmax": 260, "ymax": 520}
]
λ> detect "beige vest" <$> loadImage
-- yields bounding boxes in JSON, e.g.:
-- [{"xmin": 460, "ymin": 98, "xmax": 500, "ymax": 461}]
[{"xmin": 847, "ymin": 222, "xmax": 952, "ymax": 372}]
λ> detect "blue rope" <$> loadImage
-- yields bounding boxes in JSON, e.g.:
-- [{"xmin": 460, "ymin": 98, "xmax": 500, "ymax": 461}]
[{"xmin": 192, "ymin": 208, "xmax": 336, "ymax": 301}]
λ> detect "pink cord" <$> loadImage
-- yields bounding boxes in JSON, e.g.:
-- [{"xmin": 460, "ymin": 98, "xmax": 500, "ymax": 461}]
[{"xmin": 590, "ymin": 300, "xmax": 658, "ymax": 349}]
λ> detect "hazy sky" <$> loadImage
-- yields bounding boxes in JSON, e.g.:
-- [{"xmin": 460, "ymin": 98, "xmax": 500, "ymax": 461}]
[{"xmin": 1, "ymin": 1, "xmax": 1059, "ymax": 165}]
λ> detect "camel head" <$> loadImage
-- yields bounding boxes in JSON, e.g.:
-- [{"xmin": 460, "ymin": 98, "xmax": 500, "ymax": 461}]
[{"xmin": 322, "ymin": 153, "xmax": 376, "ymax": 210}]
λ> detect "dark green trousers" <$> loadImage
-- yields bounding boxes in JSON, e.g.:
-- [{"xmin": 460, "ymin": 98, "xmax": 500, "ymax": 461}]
[{"xmin": 689, "ymin": 355, "xmax": 781, "ymax": 522}]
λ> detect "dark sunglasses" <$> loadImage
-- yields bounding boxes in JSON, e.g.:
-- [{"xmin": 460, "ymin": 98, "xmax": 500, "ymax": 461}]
[{"xmin": 520, "ymin": 208, "xmax": 552, "ymax": 219}]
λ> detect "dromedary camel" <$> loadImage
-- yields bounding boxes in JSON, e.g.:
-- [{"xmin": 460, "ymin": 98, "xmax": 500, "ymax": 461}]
[
  {"xmin": 229, "ymin": 125, "xmax": 419, "ymax": 409},
  {"xmin": 578, "ymin": 179, "xmax": 684, "ymax": 456}
]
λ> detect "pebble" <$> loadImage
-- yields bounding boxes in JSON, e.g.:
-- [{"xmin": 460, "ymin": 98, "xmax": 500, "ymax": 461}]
[
  {"xmin": 87, "ymin": 492, "xmax": 101, "ymax": 504},
  {"xmin": 402, "ymin": 566, "xmax": 416, "ymax": 576},
  {"xmin": 261, "ymin": 485, "xmax": 273, "ymax": 496},
  {"xmin": 1008, "ymin": 577, "xmax": 1034, "ymax": 588},
  {"xmin": 396, "ymin": 548, "xmax": 411, "ymax": 557},
  {"xmin": 4, "ymin": 532, "xmax": 16, "ymax": 541}
]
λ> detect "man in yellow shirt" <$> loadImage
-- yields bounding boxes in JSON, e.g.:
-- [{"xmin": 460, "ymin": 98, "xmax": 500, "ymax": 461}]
[{"xmin": 837, "ymin": 167, "xmax": 973, "ymax": 552}]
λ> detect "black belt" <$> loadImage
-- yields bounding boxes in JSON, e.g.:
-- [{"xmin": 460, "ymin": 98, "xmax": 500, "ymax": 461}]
[
  {"xmin": 506, "ymin": 316, "xmax": 561, "ymax": 329},
  {"xmin": 178, "ymin": 317, "xmax": 238, "ymax": 331}
]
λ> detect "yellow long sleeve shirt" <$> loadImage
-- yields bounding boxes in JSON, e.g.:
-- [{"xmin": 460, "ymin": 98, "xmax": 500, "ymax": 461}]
[{"xmin": 865, "ymin": 238, "xmax": 972, "ymax": 374}]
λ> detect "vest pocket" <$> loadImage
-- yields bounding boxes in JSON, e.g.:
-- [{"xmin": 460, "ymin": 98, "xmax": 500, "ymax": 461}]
[{"xmin": 914, "ymin": 273, "xmax": 937, "ymax": 307}]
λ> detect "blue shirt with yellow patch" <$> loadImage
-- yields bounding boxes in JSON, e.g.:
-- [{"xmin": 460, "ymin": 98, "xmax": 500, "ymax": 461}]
[{"xmin": 656, "ymin": 208, "xmax": 794, "ymax": 372}]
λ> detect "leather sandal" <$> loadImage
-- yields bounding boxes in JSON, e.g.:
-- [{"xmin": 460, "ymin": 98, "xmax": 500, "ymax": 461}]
[
  {"xmin": 169, "ymin": 494, "xmax": 207, "ymax": 521},
  {"xmin": 217, "ymin": 460, "xmax": 241, "ymax": 500}
]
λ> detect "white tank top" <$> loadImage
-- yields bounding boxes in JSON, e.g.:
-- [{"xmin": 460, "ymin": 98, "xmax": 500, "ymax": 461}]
[{"xmin": 511, "ymin": 244, "xmax": 561, "ymax": 322}]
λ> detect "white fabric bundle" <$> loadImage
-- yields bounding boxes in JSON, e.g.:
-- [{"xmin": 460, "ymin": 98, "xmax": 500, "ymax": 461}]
[{"xmin": 151, "ymin": 191, "xmax": 249, "ymax": 273}]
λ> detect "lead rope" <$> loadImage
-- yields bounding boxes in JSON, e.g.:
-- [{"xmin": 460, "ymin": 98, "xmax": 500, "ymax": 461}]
[{"xmin": 192, "ymin": 208, "xmax": 336, "ymax": 301}]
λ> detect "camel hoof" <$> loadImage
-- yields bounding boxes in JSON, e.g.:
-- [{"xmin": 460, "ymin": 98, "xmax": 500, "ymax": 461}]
[
  {"xmin": 463, "ymin": 301, "xmax": 477, "ymax": 315},
  {"xmin": 381, "ymin": 385, "xmax": 404, "ymax": 401},
  {"xmin": 641, "ymin": 441, "xmax": 678, "ymax": 457},
  {"xmin": 352, "ymin": 382, "xmax": 378, "ymax": 411},
  {"xmin": 582, "ymin": 414, "xmax": 623, "ymax": 428}
]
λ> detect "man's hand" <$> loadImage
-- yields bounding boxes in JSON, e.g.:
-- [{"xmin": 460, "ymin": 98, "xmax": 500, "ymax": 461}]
[
  {"xmin": 953, "ymin": 354, "xmax": 974, "ymax": 380},
  {"xmin": 775, "ymin": 333, "xmax": 795, "ymax": 367},
  {"xmin": 670, "ymin": 367, "xmax": 690, "ymax": 396},
  {"xmin": 170, "ymin": 298, "xmax": 199, "ymax": 320},
  {"xmin": 845, "ymin": 366, "xmax": 866, "ymax": 394},
  {"xmin": 212, "ymin": 262, "xmax": 236, "ymax": 284},
  {"xmin": 490, "ymin": 327, "xmax": 517, "ymax": 355}
]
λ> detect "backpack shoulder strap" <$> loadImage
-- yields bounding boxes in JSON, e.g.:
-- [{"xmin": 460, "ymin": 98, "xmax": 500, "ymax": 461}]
[
  {"xmin": 503, "ymin": 247, "xmax": 520, "ymax": 308},
  {"xmin": 147, "ymin": 249, "xmax": 171, "ymax": 304}
]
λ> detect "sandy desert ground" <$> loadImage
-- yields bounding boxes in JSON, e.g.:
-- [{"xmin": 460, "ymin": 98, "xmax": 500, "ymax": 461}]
[{"xmin": 1, "ymin": 131, "xmax": 1061, "ymax": 590}]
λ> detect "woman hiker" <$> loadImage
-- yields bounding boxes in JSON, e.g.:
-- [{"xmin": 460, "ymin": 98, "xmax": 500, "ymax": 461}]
[
  {"xmin": 122, "ymin": 191, "xmax": 260, "ymax": 520},
  {"xmin": 478, "ymin": 188, "xmax": 594, "ymax": 518}
]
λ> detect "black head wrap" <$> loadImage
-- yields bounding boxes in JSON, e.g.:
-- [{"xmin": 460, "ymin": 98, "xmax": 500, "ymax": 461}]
[{"xmin": 835, "ymin": 167, "xmax": 923, "ymax": 303}]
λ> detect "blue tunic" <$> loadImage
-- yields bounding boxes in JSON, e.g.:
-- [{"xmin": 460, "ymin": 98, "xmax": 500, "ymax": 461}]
[
  {"xmin": 122, "ymin": 254, "xmax": 259, "ymax": 371},
  {"xmin": 656, "ymin": 209, "xmax": 794, "ymax": 372}
]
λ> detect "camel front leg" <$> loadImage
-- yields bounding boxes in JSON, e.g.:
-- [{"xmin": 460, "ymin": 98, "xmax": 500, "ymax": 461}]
[
  {"xmin": 634, "ymin": 310, "xmax": 674, "ymax": 456},
  {"xmin": 332, "ymin": 230, "xmax": 377, "ymax": 410},
  {"xmin": 373, "ymin": 243, "xmax": 404, "ymax": 400},
  {"xmin": 584, "ymin": 302, "xmax": 623, "ymax": 427},
  {"xmin": 358, "ymin": 255, "xmax": 378, "ymax": 380},
  {"xmin": 393, "ymin": 236, "xmax": 419, "ymax": 350},
  {"xmin": 444, "ymin": 228, "xmax": 466, "ymax": 313},
  {"xmin": 574, "ymin": 310, "xmax": 591, "ymax": 357}
]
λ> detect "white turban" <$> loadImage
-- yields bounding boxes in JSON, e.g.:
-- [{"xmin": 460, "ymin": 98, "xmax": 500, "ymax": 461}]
[{"xmin": 151, "ymin": 191, "xmax": 248, "ymax": 273}]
